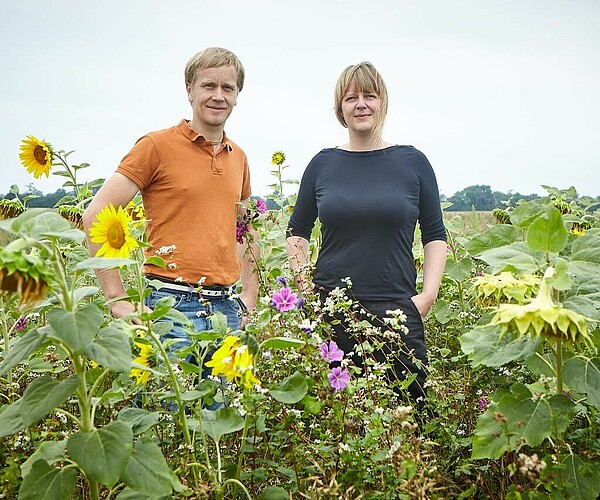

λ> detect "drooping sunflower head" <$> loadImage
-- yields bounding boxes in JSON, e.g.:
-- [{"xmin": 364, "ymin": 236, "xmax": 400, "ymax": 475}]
[
  {"xmin": 89, "ymin": 203, "xmax": 139, "ymax": 258},
  {"xmin": 0, "ymin": 198, "xmax": 26, "ymax": 220},
  {"xmin": 0, "ymin": 248, "xmax": 53, "ymax": 309},
  {"xmin": 58, "ymin": 205, "xmax": 84, "ymax": 229},
  {"xmin": 19, "ymin": 135, "xmax": 53, "ymax": 179},
  {"xmin": 472, "ymin": 271, "xmax": 541, "ymax": 305},
  {"xmin": 492, "ymin": 208, "xmax": 512, "ymax": 225},
  {"xmin": 490, "ymin": 277, "xmax": 594, "ymax": 348}
]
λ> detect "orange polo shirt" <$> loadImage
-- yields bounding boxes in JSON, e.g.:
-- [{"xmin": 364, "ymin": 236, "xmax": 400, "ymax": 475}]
[{"xmin": 117, "ymin": 119, "xmax": 252, "ymax": 285}]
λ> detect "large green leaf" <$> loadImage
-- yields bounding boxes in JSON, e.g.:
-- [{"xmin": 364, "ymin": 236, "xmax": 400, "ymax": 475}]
[
  {"xmin": 0, "ymin": 326, "xmax": 48, "ymax": 375},
  {"xmin": 444, "ymin": 257, "xmax": 473, "ymax": 282},
  {"xmin": 73, "ymin": 257, "xmax": 138, "ymax": 271},
  {"xmin": 544, "ymin": 454, "xmax": 600, "ymax": 500},
  {"xmin": 117, "ymin": 408, "xmax": 161, "ymax": 436},
  {"xmin": 200, "ymin": 407, "xmax": 245, "ymax": 444},
  {"xmin": 571, "ymin": 233, "xmax": 600, "ymax": 265},
  {"xmin": 18, "ymin": 459, "xmax": 77, "ymax": 500},
  {"xmin": 258, "ymin": 486, "xmax": 290, "ymax": 500},
  {"xmin": 121, "ymin": 437, "xmax": 178, "ymax": 497},
  {"xmin": 509, "ymin": 199, "xmax": 546, "ymax": 228},
  {"xmin": 526, "ymin": 206, "xmax": 567, "ymax": 253},
  {"xmin": 464, "ymin": 224, "xmax": 521, "ymax": 256},
  {"xmin": 121, "ymin": 437, "xmax": 175, "ymax": 496},
  {"xmin": 472, "ymin": 384, "xmax": 575, "ymax": 459},
  {"xmin": 564, "ymin": 357, "xmax": 600, "ymax": 409},
  {"xmin": 20, "ymin": 440, "xmax": 67, "ymax": 478},
  {"xmin": 115, "ymin": 489, "xmax": 171, "ymax": 499},
  {"xmin": 268, "ymin": 371, "xmax": 308, "ymax": 404},
  {"xmin": 73, "ymin": 286, "xmax": 100, "ymax": 303},
  {"xmin": 6, "ymin": 209, "xmax": 85, "ymax": 243},
  {"xmin": 85, "ymin": 324, "xmax": 132, "ymax": 373},
  {"xmin": 0, "ymin": 375, "xmax": 79, "ymax": 437},
  {"xmin": 459, "ymin": 324, "xmax": 541, "ymax": 367},
  {"xmin": 48, "ymin": 304, "xmax": 103, "ymax": 354},
  {"xmin": 431, "ymin": 299, "xmax": 458, "ymax": 325},
  {"xmin": 261, "ymin": 337, "xmax": 306, "ymax": 350},
  {"xmin": 477, "ymin": 242, "xmax": 541, "ymax": 275},
  {"xmin": 67, "ymin": 421, "xmax": 133, "ymax": 485}
]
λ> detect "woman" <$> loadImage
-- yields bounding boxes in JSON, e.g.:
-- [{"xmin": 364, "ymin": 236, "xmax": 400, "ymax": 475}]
[{"xmin": 286, "ymin": 62, "xmax": 447, "ymax": 403}]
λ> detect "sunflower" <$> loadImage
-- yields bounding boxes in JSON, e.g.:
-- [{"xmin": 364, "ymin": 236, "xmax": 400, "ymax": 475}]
[
  {"xmin": 0, "ymin": 249, "xmax": 53, "ymax": 309},
  {"xmin": 0, "ymin": 198, "xmax": 25, "ymax": 220},
  {"xmin": 130, "ymin": 340, "xmax": 154, "ymax": 385},
  {"xmin": 19, "ymin": 135, "xmax": 53, "ymax": 179},
  {"xmin": 58, "ymin": 205, "xmax": 84, "ymax": 229},
  {"xmin": 206, "ymin": 335, "xmax": 261, "ymax": 389},
  {"xmin": 490, "ymin": 273, "xmax": 594, "ymax": 347},
  {"xmin": 271, "ymin": 151, "xmax": 286, "ymax": 166},
  {"xmin": 89, "ymin": 204, "xmax": 139, "ymax": 258}
]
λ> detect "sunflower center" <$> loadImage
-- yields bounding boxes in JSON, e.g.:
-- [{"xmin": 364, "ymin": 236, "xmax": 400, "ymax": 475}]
[
  {"xmin": 33, "ymin": 145, "xmax": 47, "ymax": 165},
  {"xmin": 107, "ymin": 223, "xmax": 126, "ymax": 249}
]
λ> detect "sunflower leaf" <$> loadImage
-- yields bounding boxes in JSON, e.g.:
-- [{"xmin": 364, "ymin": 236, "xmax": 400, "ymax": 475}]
[
  {"xmin": 67, "ymin": 421, "xmax": 133, "ymax": 485},
  {"xmin": 18, "ymin": 460, "xmax": 77, "ymax": 500}
]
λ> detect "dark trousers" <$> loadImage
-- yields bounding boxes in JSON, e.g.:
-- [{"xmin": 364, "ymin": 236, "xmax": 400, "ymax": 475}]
[{"xmin": 323, "ymin": 293, "xmax": 428, "ymax": 403}]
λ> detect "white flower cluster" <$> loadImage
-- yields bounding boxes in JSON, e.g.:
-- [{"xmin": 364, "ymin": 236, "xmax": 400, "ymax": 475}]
[
  {"xmin": 518, "ymin": 453, "xmax": 547, "ymax": 479},
  {"xmin": 155, "ymin": 245, "xmax": 176, "ymax": 255}
]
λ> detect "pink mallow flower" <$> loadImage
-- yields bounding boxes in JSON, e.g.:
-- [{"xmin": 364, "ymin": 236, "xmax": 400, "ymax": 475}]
[
  {"xmin": 320, "ymin": 341, "xmax": 344, "ymax": 362},
  {"xmin": 271, "ymin": 287, "xmax": 298, "ymax": 312},
  {"xmin": 255, "ymin": 198, "xmax": 267, "ymax": 214},
  {"xmin": 328, "ymin": 367, "xmax": 350, "ymax": 392},
  {"xmin": 15, "ymin": 316, "xmax": 28, "ymax": 331}
]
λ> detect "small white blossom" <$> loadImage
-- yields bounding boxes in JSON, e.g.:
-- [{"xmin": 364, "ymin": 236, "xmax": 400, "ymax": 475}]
[{"xmin": 155, "ymin": 245, "xmax": 176, "ymax": 255}]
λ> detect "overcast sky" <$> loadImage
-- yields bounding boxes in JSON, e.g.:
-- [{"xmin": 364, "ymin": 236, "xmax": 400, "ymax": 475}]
[{"xmin": 2, "ymin": 0, "xmax": 599, "ymax": 200}]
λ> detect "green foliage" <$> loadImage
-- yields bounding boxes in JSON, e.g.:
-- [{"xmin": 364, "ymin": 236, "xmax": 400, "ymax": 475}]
[{"xmin": 2, "ymin": 144, "xmax": 600, "ymax": 499}]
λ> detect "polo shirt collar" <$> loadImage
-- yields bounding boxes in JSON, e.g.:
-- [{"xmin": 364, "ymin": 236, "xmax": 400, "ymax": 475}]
[{"xmin": 177, "ymin": 119, "xmax": 233, "ymax": 151}]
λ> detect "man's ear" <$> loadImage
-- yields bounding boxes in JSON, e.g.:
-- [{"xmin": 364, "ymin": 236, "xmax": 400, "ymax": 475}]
[{"xmin": 186, "ymin": 82, "xmax": 192, "ymax": 102}]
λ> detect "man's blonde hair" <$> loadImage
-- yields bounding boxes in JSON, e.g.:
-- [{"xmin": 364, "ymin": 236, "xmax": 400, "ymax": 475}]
[
  {"xmin": 184, "ymin": 47, "xmax": 245, "ymax": 91},
  {"xmin": 334, "ymin": 62, "xmax": 388, "ymax": 138}
]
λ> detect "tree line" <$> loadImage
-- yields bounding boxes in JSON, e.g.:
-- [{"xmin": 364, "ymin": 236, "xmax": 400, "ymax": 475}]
[{"xmin": 2, "ymin": 183, "xmax": 599, "ymax": 212}]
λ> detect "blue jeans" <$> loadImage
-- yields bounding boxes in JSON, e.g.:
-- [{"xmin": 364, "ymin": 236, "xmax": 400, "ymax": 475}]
[
  {"xmin": 145, "ymin": 287, "xmax": 242, "ymax": 410},
  {"xmin": 145, "ymin": 287, "xmax": 242, "ymax": 363}
]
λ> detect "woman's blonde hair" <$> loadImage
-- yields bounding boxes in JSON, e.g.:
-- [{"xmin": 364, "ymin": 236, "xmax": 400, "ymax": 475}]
[
  {"xmin": 184, "ymin": 47, "xmax": 245, "ymax": 92},
  {"xmin": 334, "ymin": 62, "xmax": 388, "ymax": 138}
]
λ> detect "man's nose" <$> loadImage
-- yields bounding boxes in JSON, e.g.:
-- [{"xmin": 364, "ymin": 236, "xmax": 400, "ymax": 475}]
[{"xmin": 211, "ymin": 87, "xmax": 225, "ymax": 100}]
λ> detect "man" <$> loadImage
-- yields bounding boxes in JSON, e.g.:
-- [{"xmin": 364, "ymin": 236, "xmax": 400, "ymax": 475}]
[{"xmin": 83, "ymin": 47, "xmax": 259, "ymax": 347}]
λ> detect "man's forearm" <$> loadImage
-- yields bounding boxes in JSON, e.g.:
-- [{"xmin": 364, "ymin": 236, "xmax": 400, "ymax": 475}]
[{"xmin": 238, "ymin": 229, "xmax": 260, "ymax": 309}]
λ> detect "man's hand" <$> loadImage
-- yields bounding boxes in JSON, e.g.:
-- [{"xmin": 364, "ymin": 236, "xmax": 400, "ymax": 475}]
[{"xmin": 109, "ymin": 300, "xmax": 152, "ymax": 325}]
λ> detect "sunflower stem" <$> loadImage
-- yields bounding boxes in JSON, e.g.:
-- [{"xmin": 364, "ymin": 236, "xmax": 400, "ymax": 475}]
[
  {"xmin": 54, "ymin": 151, "xmax": 81, "ymax": 200},
  {"xmin": 0, "ymin": 298, "xmax": 13, "ymax": 386},
  {"xmin": 555, "ymin": 339, "xmax": 564, "ymax": 395},
  {"xmin": 550, "ymin": 285, "xmax": 565, "ymax": 395},
  {"xmin": 235, "ymin": 404, "xmax": 251, "ymax": 481}
]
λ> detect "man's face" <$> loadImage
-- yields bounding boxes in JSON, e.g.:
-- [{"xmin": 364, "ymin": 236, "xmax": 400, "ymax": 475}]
[{"xmin": 186, "ymin": 65, "xmax": 238, "ymax": 129}]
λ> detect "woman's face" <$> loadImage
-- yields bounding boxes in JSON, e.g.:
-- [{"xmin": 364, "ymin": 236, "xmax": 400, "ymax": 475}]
[{"xmin": 340, "ymin": 83, "xmax": 381, "ymax": 134}]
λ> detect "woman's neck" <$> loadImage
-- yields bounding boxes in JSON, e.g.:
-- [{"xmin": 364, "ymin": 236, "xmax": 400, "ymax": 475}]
[{"xmin": 341, "ymin": 133, "xmax": 390, "ymax": 151}]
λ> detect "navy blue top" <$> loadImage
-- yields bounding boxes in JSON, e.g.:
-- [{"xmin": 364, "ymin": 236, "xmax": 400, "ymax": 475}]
[{"xmin": 287, "ymin": 145, "xmax": 447, "ymax": 300}]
